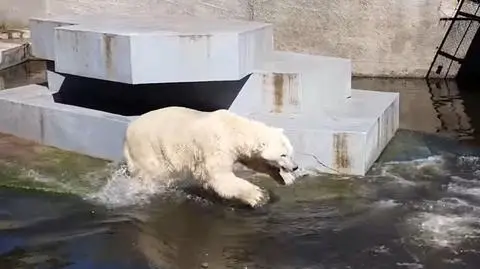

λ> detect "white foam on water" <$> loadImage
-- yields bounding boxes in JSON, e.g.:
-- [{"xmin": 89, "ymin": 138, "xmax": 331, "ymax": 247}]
[
  {"xmin": 381, "ymin": 155, "xmax": 480, "ymax": 250},
  {"xmin": 406, "ymin": 194, "xmax": 480, "ymax": 249},
  {"xmin": 372, "ymin": 199, "xmax": 401, "ymax": 209},
  {"xmin": 408, "ymin": 212, "xmax": 480, "ymax": 248},
  {"xmin": 381, "ymin": 155, "xmax": 445, "ymax": 169},
  {"xmin": 448, "ymin": 175, "xmax": 480, "ymax": 198},
  {"xmin": 457, "ymin": 156, "xmax": 480, "ymax": 168},
  {"xmin": 86, "ymin": 164, "xmax": 176, "ymax": 208},
  {"xmin": 369, "ymin": 155, "xmax": 447, "ymax": 187},
  {"xmin": 396, "ymin": 262, "xmax": 424, "ymax": 269}
]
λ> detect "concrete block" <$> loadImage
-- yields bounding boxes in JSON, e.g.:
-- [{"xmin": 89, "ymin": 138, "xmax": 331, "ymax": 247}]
[
  {"xmin": 229, "ymin": 51, "xmax": 352, "ymax": 113},
  {"xmin": 30, "ymin": 14, "xmax": 111, "ymax": 60},
  {"xmin": 0, "ymin": 83, "xmax": 397, "ymax": 175},
  {"xmin": 0, "ymin": 84, "xmax": 131, "ymax": 161},
  {"xmin": 0, "ymin": 41, "xmax": 30, "ymax": 70},
  {"xmin": 0, "ymin": 85, "xmax": 50, "ymax": 143},
  {"xmin": 0, "ymin": 83, "xmax": 51, "ymax": 99},
  {"xmin": 30, "ymin": 14, "xmax": 273, "ymax": 83},
  {"xmin": 32, "ymin": 97, "xmax": 130, "ymax": 161},
  {"xmin": 230, "ymin": 88, "xmax": 400, "ymax": 176}
]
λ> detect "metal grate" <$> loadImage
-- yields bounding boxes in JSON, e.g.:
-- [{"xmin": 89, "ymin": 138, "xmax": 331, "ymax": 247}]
[{"xmin": 427, "ymin": 0, "xmax": 480, "ymax": 79}]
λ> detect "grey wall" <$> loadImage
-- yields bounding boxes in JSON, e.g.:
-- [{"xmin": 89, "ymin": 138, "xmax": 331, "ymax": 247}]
[
  {"xmin": 0, "ymin": 0, "xmax": 459, "ymax": 77},
  {"xmin": 0, "ymin": 0, "xmax": 48, "ymax": 29}
]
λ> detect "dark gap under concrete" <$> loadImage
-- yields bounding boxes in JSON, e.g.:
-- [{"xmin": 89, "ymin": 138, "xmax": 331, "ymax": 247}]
[{"xmin": 47, "ymin": 62, "xmax": 250, "ymax": 116}]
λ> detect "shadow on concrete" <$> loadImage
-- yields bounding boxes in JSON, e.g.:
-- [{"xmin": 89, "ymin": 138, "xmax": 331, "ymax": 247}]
[
  {"xmin": 0, "ymin": 60, "xmax": 47, "ymax": 90},
  {"xmin": 49, "ymin": 63, "xmax": 249, "ymax": 116}
]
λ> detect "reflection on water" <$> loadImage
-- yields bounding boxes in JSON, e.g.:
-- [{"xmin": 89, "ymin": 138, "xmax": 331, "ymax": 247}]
[{"xmin": 352, "ymin": 78, "xmax": 478, "ymax": 142}]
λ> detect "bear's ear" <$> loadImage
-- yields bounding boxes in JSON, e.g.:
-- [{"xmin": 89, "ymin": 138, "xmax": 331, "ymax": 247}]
[{"xmin": 276, "ymin": 127, "xmax": 284, "ymax": 133}]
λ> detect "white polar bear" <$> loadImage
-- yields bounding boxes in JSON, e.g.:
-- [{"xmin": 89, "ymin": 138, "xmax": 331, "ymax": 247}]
[{"xmin": 123, "ymin": 106, "xmax": 299, "ymax": 207}]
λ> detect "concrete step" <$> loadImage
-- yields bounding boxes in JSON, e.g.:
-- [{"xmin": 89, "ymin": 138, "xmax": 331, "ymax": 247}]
[
  {"xmin": 0, "ymin": 85, "xmax": 130, "ymax": 161},
  {"xmin": 0, "ymin": 84, "xmax": 398, "ymax": 176},
  {"xmin": 230, "ymin": 51, "xmax": 352, "ymax": 111},
  {"xmin": 0, "ymin": 40, "xmax": 30, "ymax": 71},
  {"xmin": 231, "ymin": 90, "xmax": 399, "ymax": 176},
  {"xmin": 30, "ymin": 15, "xmax": 274, "ymax": 84},
  {"xmin": 32, "ymin": 15, "xmax": 353, "ymax": 106},
  {"xmin": 47, "ymin": 51, "xmax": 352, "ymax": 109}
]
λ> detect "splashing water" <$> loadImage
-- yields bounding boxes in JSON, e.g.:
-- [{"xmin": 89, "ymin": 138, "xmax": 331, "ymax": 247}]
[
  {"xmin": 375, "ymin": 155, "xmax": 447, "ymax": 179},
  {"xmin": 407, "ymin": 212, "xmax": 480, "ymax": 248},
  {"xmin": 367, "ymin": 155, "xmax": 480, "ymax": 250},
  {"xmin": 85, "ymin": 164, "xmax": 175, "ymax": 208}
]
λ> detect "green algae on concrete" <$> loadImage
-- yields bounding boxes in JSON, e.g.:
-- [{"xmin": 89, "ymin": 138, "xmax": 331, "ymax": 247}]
[{"xmin": 0, "ymin": 133, "xmax": 111, "ymax": 195}]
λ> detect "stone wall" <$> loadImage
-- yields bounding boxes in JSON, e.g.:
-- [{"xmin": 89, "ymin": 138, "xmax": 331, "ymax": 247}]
[{"xmin": 0, "ymin": 0, "xmax": 459, "ymax": 77}]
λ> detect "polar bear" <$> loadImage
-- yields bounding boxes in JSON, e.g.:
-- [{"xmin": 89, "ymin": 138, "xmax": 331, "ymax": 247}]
[{"xmin": 123, "ymin": 106, "xmax": 299, "ymax": 207}]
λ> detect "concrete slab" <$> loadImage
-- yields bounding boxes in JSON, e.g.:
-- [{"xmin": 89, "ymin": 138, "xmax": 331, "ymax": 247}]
[
  {"xmin": 230, "ymin": 85, "xmax": 399, "ymax": 176},
  {"xmin": 30, "ymin": 17, "xmax": 79, "ymax": 60},
  {"xmin": 0, "ymin": 83, "xmax": 398, "ymax": 176},
  {"xmin": 30, "ymin": 14, "xmax": 273, "ymax": 83},
  {"xmin": 47, "ymin": 50, "xmax": 352, "ymax": 108},
  {"xmin": 229, "ymin": 51, "xmax": 352, "ymax": 112},
  {"xmin": 0, "ymin": 84, "xmax": 130, "ymax": 161},
  {"xmin": 0, "ymin": 41, "xmax": 30, "ymax": 70}
]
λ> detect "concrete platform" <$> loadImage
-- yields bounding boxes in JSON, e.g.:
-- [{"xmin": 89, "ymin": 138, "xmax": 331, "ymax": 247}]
[
  {"xmin": 0, "ymin": 83, "xmax": 398, "ymax": 176},
  {"xmin": 25, "ymin": 14, "xmax": 398, "ymax": 176},
  {"xmin": 231, "ymin": 51, "xmax": 352, "ymax": 111},
  {"xmin": 232, "ymin": 90, "xmax": 399, "ymax": 175},
  {"xmin": 46, "ymin": 50, "xmax": 352, "ymax": 112},
  {"xmin": 30, "ymin": 15, "xmax": 273, "ymax": 84},
  {"xmin": 231, "ymin": 63, "xmax": 398, "ymax": 175},
  {"xmin": 0, "ymin": 41, "xmax": 30, "ymax": 70},
  {"xmin": 0, "ymin": 85, "xmax": 131, "ymax": 161}
]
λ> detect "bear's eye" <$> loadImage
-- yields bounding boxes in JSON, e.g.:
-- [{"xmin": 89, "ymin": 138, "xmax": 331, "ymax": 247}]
[{"xmin": 280, "ymin": 154, "xmax": 287, "ymax": 158}]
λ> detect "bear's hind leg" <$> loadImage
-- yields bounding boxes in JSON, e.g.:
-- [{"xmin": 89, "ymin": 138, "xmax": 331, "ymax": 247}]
[{"xmin": 206, "ymin": 172, "xmax": 269, "ymax": 208}]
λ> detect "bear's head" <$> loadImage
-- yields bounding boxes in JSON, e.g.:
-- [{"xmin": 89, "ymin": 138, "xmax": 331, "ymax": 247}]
[{"xmin": 256, "ymin": 128, "xmax": 298, "ymax": 184}]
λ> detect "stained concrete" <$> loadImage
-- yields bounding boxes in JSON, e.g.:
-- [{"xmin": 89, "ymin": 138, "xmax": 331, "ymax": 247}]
[
  {"xmin": 0, "ymin": 41, "xmax": 30, "ymax": 71},
  {"xmin": 0, "ymin": 85, "xmax": 131, "ymax": 161},
  {"xmin": 1, "ymin": 0, "xmax": 460, "ymax": 77},
  {"xmin": 24, "ymin": 13, "xmax": 399, "ymax": 176}
]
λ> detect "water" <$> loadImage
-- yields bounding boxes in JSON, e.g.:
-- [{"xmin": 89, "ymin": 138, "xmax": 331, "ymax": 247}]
[{"xmin": 2, "ymin": 63, "xmax": 480, "ymax": 268}]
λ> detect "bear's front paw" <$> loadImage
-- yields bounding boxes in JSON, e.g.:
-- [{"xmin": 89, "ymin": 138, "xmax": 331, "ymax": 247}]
[{"xmin": 242, "ymin": 185, "xmax": 270, "ymax": 208}]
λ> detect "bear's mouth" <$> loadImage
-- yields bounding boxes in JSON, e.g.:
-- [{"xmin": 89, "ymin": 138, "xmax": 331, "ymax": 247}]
[
  {"xmin": 237, "ymin": 158, "xmax": 297, "ymax": 186},
  {"xmin": 266, "ymin": 164, "xmax": 296, "ymax": 186}
]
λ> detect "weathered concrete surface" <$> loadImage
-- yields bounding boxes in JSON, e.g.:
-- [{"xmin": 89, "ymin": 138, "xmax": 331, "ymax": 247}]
[
  {"xmin": 31, "ymin": 15, "xmax": 273, "ymax": 83},
  {"xmin": 252, "ymin": 0, "xmax": 454, "ymax": 77},
  {"xmin": 0, "ymin": 0, "xmax": 48, "ymax": 28},
  {"xmin": 48, "ymin": 0, "xmax": 253, "ymax": 21},
  {"xmin": 0, "ymin": 82, "xmax": 398, "ymax": 176},
  {"xmin": 0, "ymin": 40, "xmax": 30, "ymax": 71},
  {"xmin": 3, "ymin": 0, "xmax": 459, "ymax": 77},
  {"xmin": 231, "ymin": 85, "xmax": 399, "ymax": 175},
  {"xmin": 0, "ymin": 85, "xmax": 131, "ymax": 161},
  {"xmin": 253, "ymin": 51, "xmax": 352, "ymax": 109}
]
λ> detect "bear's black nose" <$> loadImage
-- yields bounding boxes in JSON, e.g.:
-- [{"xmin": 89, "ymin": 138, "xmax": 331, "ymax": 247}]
[{"xmin": 292, "ymin": 166, "xmax": 299, "ymax": 172}]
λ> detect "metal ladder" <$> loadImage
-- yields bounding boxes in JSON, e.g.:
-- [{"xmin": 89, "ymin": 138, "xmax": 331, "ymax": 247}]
[{"xmin": 426, "ymin": 0, "xmax": 480, "ymax": 79}]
